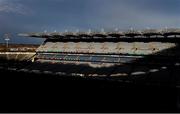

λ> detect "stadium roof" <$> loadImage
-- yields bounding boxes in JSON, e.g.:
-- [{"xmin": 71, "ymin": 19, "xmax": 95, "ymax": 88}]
[
  {"xmin": 18, "ymin": 28, "xmax": 180, "ymax": 39},
  {"xmin": 77, "ymin": 32, "xmax": 92, "ymax": 37},
  {"xmin": 124, "ymin": 29, "xmax": 141, "ymax": 37},
  {"xmin": 161, "ymin": 28, "xmax": 180, "ymax": 36},
  {"xmin": 141, "ymin": 29, "xmax": 162, "ymax": 36},
  {"xmin": 91, "ymin": 31, "xmax": 107, "ymax": 37},
  {"xmin": 50, "ymin": 32, "xmax": 65, "ymax": 38},
  {"xmin": 107, "ymin": 31, "xmax": 124, "ymax": 37}
]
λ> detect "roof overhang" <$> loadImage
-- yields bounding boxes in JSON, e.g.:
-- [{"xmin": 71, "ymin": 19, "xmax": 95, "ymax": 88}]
[
  {"xmin": 18, "ymin": 28, "xmax": 180, "ymax": 39},
  {"xmin": 107, "ymin": 32, "xmax": 124, "ymax": 37},
  {"xmin": 49, "ymin": 32, "xmax": 65, "ymax": 38},
  {"xmin": 92, "ymin": 32, "xmax": 107, "ymax": 37},
  {"xmin": 77, "ymin": 32, "xmax": 92, "ymax": 37},
  {"xmin": 142, "ymin": 29, "xmax": 162, "ymax": 36},
  {"xmin": 161, "ymin": 28, "xmax": 180, "ymax": 36},
  {"xmin": 62, "ymin": 32, "xmax": 78, "ymax": 37},
  {"xmin": 124, "ymin": 30, "xmax": 142, "ymax": 37}
]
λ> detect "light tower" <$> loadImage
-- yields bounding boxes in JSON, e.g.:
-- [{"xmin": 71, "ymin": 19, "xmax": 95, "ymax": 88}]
[{"xmin": 3, "ymin": 33, "xmax": 11, "ymax": 51}]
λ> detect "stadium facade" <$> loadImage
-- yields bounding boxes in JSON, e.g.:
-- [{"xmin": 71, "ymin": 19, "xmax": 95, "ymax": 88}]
[
  {"xmin": 18, "ymin": 28, "xmax": 180, "ymax": 81},
  {"xmin": 20, "ymin": 29, "xmax": 179, "ymax": 61}
]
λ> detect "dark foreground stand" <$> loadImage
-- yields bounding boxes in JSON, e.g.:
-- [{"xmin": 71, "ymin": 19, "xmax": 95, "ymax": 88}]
[{"xmin": 0, "ymin": 69, "xmax": 179, "ymax": 113}]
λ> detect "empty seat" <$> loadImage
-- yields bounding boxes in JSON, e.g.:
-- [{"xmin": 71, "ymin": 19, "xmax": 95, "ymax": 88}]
[
  {"xmin": 103, "ymin": 57, "xmax": 119, "ymax": 63},
  {"xmin": 79, "ymin": 56, "xmax": 91, "ymax": 61},
  {"xmin": 66, "ymin": 55, "xmax": 78, "ymax": 61},
  {"xmin": 91, "ymin": 56, "xmax": 103, "ymax": 62},
  {"xmin": 55, "ymin": 54, "xmax": 66, "ymax": 59}
]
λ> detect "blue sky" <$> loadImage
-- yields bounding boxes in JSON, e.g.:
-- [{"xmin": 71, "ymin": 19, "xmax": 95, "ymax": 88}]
[{"xmin": 0, "ymin": 0, "xmax": 180, "ymax": 44}]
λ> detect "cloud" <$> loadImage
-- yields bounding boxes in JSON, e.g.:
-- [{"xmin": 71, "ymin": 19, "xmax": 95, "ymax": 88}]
[
  {"xmin": 83, "ymin": 0, "xmax": 180, "ymax": 29},
  {"xmin": 0, "ymin": 0, "xmax": 32, "ymax": 15},
  {"xmin": 0, "ymin": 0, "xmax": 180, "ymax": 44}
]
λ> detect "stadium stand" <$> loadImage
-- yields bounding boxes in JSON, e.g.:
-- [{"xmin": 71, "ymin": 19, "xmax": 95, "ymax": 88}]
[{"xmin": 17, "ymin": 28, "xmax": 180, "ymax": 83}]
